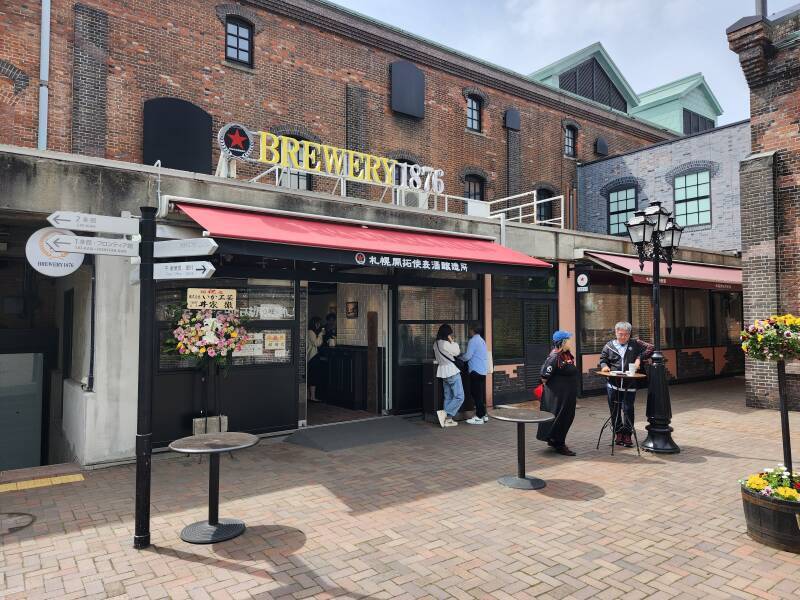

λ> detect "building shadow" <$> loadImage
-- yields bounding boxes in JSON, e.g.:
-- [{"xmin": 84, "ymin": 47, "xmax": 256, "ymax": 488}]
[{"xmin": 147, "ymin": 524, "xmax": 381, "ymax": 599}]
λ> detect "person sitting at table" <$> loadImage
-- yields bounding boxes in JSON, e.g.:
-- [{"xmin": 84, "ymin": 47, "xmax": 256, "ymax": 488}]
[
  {"xmin": 536, "ymin": 330, "xmax": 578, "ymax": 456},
  {"xmin": 599, "ymin": 321, "xmax": 644, "ymax": 448}
]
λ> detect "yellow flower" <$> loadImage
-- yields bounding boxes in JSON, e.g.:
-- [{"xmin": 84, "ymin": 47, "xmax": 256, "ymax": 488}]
[
  {"xmin": 199, "ymin": 347, "xmax": 206, "ymax": 354},
  {"xmin": 231, "ymin": 331, "xmax": 238, "ymax": 338},
  {"xmin": 741, "ymin": 343, "xmax": 748, "ymax": 351},
  {"xmin": 746, "ymin": 475, "xmax": 769, "ymax": 490},
  {"xmin": 757, "ymin": 334, "xmax": 764, "ymax": 342},
  {"xmin": 774, "ymin": 487, "xmax": 800, "ymax": 501}
]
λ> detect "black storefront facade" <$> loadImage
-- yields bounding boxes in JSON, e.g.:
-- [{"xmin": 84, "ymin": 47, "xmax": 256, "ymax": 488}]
[{"xmin": 149, "ymin": 199, "xmax": 550, "ymax": 446}]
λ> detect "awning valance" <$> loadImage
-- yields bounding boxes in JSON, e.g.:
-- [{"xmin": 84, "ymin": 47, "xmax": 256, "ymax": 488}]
[
  {"xmin": 176, "ymin": 203, "xmax": 551, "ymax": 275},
  {"xmin": 584, "ymin": 252, "xmax": 741, "ymax": 291}
]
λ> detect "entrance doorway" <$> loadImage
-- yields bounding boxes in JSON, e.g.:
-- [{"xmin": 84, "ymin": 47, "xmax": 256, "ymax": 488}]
[{"xmin": 306, "ymin": 281, "xmax": 388, "ymax": 426}]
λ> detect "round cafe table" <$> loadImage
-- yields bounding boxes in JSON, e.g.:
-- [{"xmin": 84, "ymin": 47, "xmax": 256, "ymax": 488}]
[
  {"xmin": 169, "ymin": 432, "xmax": 259, "ymax": 544},
  {"xmin": 488, "ymin": 406, "xmax": 555, "ymax": 490},
  {"xmin": 594, "ymin": 371, "xmax": 647, "ymax": 455}
]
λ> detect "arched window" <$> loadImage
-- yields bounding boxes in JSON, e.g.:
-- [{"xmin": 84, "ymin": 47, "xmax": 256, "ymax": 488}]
[
  {"xmin": 464, "ymin": 174, "xmax": 485, "ymax": 201},
  {"xmin": 393, "ymin": 160, "xmax": 422, "ymax": 207},
  {"xmin": 564, "ymin": 125, "xmax": 577, "ymax": 157},
  {"xmin": 225, "ymin": 17, "xmax": 254, "ymax": 67},
  {"xmin": 466, "ymin": 95, "xmax": 482, "ymax": 132},
  {"xmin": 608, "ymin": 186, "xmax": 637, "ymax": 235},
  {"xmin": 278, "ymin": 138, "xmax": 316, "ymax": 191}
]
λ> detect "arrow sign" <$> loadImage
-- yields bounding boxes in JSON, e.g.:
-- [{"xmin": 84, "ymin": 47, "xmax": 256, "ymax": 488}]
[
  {"xmin": 48, "ymin": 211, "xmax": 139, "ymax": 236},
  {"xmin": 153, "ymin": 238, "xmax": 218, "ymax": 258},
  {"xmin": 50, "ymin": 235, "xmax": 139, "ymax": 257},
  {"xmin": 153, "ymin": 261, "xmax": 216, "ymax": 280}
]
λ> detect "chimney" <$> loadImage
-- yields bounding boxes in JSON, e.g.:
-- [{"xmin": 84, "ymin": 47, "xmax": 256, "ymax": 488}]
[{"xmin": 756, "ymin": 0, "xmax": 767, "ymax": 17}]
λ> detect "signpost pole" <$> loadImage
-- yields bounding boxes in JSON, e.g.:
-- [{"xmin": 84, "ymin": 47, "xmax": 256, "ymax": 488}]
[{"xmin": 134, "ymin": 206, "xmax": 156, "ymax": 549}]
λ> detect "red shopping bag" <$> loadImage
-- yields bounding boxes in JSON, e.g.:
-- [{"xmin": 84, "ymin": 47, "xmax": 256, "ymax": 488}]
[{"xmin": 534, "ymin": 383, "xmax": 544, "ymax": 400}]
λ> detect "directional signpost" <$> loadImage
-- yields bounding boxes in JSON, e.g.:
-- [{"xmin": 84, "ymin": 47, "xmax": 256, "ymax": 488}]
[
  {"xmin": 49, "ymin": 234, "xmax": 139, "ymax": 257},
  {"xmin": 154, "ymin": 238, "xmax": 218, "ymax": 258},
  {"xmin": 48, "ymin": 211, "xmax": 139, "ymax": 235},
  {"xmin": 154, "ymin": 261, "xmax": 216, "ymax": 280}
]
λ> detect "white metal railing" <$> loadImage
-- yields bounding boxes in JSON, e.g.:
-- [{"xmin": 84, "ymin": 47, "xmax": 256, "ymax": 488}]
[
  {"xmin": 223, "ymin": 157, "xmax": 564, "ymax": 229},
  {"xmin": 487, "ymin": 190, "xmax": 564, "ymax": 228}
]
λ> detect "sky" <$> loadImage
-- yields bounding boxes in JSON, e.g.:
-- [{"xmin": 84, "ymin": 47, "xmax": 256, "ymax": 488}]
[{"xmin": 328, "ymin": 0, "xmax": 800, "ymax": 125}]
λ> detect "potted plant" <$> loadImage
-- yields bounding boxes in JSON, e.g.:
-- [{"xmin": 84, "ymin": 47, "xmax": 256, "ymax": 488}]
[
  {"xmin": 163, "ymin": 308, "xmax": 249, "ymax": 433},
  {"xmin": 740, "ymin": 314, "xmax": 800, "ymax": 552}
]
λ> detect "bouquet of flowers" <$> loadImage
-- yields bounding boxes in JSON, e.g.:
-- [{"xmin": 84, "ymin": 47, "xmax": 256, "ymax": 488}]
[
  {"xmin": 740, "ymin": 464, "xmax": 800, "ymax": 502},
  {"xmin": 163, "ymin": 308, "xmax": 249, "ymax": 369},
  {"xmin": 740, "ymin": 315, "xmax": 800, "ymax": 361}
]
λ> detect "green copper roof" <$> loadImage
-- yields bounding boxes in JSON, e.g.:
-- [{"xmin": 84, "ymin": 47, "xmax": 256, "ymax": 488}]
[
  {"xmin": 528, "ymin": 42, "xmax": 640, "ymax": 108},
  {"xmin": 634, "ymin": 73, "xmax": 723, "ymax": 116}
]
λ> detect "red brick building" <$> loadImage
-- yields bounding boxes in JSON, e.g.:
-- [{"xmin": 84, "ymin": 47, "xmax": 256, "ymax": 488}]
[
  {"xmin": 728, "ymin": 6, "xmax": 800, "ymax": 409},
  {"xmin": 1, "ymin": 0, "xmax": 671, "ymax": 208}
]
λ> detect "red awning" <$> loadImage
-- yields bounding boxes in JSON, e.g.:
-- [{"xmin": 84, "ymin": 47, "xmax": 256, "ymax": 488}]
[
  {"xmin": 176, "ymin": 203, "xmax": 550, "ymax": 270},
  {"xmin": 585, "ymin": 252, "xmax": 741, "ymax": 291}
]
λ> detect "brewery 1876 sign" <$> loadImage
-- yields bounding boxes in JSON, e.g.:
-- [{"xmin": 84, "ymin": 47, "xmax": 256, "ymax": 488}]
[{"xmin": 218, "ymin": 123, "xmax": 445, "ymax": 194}]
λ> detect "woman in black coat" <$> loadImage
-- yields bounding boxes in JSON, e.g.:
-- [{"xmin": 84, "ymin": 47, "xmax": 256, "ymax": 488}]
[{"xmin": 536, "ymin": 330, "xmax": 578, "ymax": 456}]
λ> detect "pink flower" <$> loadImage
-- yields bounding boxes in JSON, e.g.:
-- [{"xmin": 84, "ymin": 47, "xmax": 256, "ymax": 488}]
[{"xmin": 207, "ymin": 348, "xmax": 216, "ymax": 357}]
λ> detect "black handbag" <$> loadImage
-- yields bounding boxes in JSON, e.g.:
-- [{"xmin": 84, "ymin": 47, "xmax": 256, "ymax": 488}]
[{"xmin": 438, "ymin": 341, "xmax": 467, "ymax": 372}]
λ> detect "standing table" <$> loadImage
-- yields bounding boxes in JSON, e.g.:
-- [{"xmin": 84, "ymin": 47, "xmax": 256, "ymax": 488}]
[
  {"xmin": 169, "ymin": 432, "xmax": 259, "ymax": 544},
  {"xmin": 488, "ymin": 407, "xmax": 555, "ymax": 490},
  {"xmin": 594, "ymin": 371, "xmax": 646, "ymax": 455}
]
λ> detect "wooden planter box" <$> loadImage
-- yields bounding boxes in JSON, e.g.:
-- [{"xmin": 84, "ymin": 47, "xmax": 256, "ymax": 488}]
[{"xmin": 741, "ymin": 486, "xmax": 800, "ymax": 553}]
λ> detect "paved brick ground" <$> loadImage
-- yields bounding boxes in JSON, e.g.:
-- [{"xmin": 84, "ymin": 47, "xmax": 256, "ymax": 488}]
[{"xmin": 2, "ymin": 377, "xmax": 800, "ymax": 600}]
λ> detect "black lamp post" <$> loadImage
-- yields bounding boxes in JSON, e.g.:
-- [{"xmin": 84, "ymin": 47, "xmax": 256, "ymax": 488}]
[{"xmin": 625, "ymin": 201, "xmax": 684, "ymax": 454}]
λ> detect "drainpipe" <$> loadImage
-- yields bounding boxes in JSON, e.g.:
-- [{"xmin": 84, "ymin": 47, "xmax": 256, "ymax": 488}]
[
  {"xmin": 37, "ymin": 0, "xmax": 51, "ymax": 150},
  {"xmin": 87, "ymin": 257, "xmax": 96, "ymax": 392}
]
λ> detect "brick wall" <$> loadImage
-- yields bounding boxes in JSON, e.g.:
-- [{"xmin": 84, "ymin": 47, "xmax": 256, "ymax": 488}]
[
  {"xmin": 0, "ymin": 0, "xmax": 669, "ymax": 201},
  {"xmin": 729, "ymin": 12, "xmax": 800, "ymax": 409},
  {"xmin": 577, "ymin": 121, "xmax": 750, "ymax": 252}
]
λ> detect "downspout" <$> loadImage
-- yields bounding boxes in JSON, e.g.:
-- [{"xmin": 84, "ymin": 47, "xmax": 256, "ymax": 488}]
[
  {"xmin": 37, "ymin": 0, "xmax": 51, "ymax": 150},
  {"xmin": 86, "ymin": 256, "xmax": 96, "ymax": 392},
  {"xmin": 574, "ymin": 162, "xmax": 582, "ymax": 231}
]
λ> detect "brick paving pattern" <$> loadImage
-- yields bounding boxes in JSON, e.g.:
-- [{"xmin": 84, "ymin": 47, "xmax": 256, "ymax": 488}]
[{"xmin": 2, "ymin": 378, "xmax": 800, "ymax": 599}]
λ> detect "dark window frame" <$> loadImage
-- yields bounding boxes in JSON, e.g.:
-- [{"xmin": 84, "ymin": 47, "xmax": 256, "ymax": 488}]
[
  {"xmin": 536, "ymin": 188, "xmax": 555, "ymax": 222},
  {"xmin": 682, "ymin": 109, "xmax": 714, "ymax": 135},
  {"xmin": 466, "ymin": 95, "xmax": 482, "ymax": 132},
  {"xmin": 674, "ymin": 169, "xmax": 711, "ymax": 227},
  {"xmin": 564, "ymin": 125, "xmax": 577, "ymax": 157},
  {"xmin": 225, "ymin": 16, "xmax": 254, "ymax": 68},
  {"xmin": 278, "ymin": 138, "xmax": 316, "ymax": 191},
  {"xmin": 464, "ymin": 174, "xmax": 485, "ymax": 201},
  {"xmin": 608, "ymin": 186, "xmax": 637, "ymax": 236}
]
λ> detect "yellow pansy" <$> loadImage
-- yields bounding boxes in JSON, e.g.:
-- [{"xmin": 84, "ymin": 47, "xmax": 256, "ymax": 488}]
[
  {"xmin": 741, "ymin": 343, "xmax": 748, "ymax": 351},
  {"xmin": 746, "ymin": 475, "xmax": 769, "ymax": 490},
  {"xmin": 774, "ymin": 486, "xmax": 800, "ymax": 501},
  {"xmin": 757, "ymin": 334, "xmax": 764, "ymax": 342}
]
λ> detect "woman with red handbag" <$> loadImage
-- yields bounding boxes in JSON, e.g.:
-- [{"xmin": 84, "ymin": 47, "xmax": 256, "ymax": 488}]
[{"xmin": 535, "ymin": 331, "xmax": 579, "ymax": 456}]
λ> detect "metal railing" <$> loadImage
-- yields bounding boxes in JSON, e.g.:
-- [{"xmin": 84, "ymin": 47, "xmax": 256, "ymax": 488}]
[{"xmin": 231, "ymin": 159, "xmax": 565, "ymax": 229}]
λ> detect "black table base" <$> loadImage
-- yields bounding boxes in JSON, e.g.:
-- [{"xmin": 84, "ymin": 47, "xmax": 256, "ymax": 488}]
[
  {"xmin": 497, "ymin": 422, "xmax": 547, "ymax": 491},
  {"xmin": 596, "ymin": 381, "xmax": 641, "ymax": 456},
  {"xmin": 497, "ymin": 475, "xmax": 546, "ymax": 490},
  {"xmin": 180, "ymin": 518, "xmax": 246, "ymax": 544}
]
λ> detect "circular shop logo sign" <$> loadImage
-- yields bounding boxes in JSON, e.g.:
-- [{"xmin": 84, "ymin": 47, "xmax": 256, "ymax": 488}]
[
  {"xmin": 354, "ymin": 252, "xmax": 366, "ymax": 265},
  {"xmin": 217, "ymin": 123, "xmax": 253, "ymax": 159},
  {"xmin": 25, "ymin": 227, "xmax": 85, "ymax": 277},
  {"xmin": 576, "ymin": 273, "xmax": 589, "ymax": 287}
]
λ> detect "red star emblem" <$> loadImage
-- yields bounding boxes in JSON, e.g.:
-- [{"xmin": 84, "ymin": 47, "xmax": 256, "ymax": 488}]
[{"xmin": 226, "ymin": 129, "xmax": 247, "ymax": 150}]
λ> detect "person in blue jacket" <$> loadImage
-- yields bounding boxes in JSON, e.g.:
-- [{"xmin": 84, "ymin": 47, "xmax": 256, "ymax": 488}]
[{"xmin": 461, "ymin": 323, "xmax": 489, "ymax": 425}]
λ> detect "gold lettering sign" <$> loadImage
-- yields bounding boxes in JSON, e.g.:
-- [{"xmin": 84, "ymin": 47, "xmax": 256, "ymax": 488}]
[{"xmin": 221, "ymin": 125, "xmax": 445, "ymax": 194}]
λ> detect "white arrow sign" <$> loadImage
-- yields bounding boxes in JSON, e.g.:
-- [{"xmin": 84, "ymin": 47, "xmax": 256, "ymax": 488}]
[
  {"xmin": 48, "ymin": 211, "xmax": 139, "ymax": 235},
  {"xmin": 153, "ymin": 261, "xmax": 215, "ymax": 280},
  {"xmin": 153, "ymin": 238, "xmax": 218, "ymax": 258},
  {"xmin": 50, "ymin": 234, "xmax": 139, "ymax": 257}
]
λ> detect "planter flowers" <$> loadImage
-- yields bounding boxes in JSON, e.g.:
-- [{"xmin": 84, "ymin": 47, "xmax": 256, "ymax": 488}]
[{"xmin": 739, "ymin": 314, "xmax": 800, "ymax": 552}]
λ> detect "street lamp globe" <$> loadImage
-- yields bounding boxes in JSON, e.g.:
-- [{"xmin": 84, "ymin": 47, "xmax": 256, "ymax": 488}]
[
  {"xmin": 661, "ymin": 219, "xmax": 684, "ymax": 249},
  {"xmin": 644, "ymin": 201, "xmax": 671, "ymax": 233},
  {"xmin": 626, "ymin": 211, "xmax": 654, "ymax": 245}
]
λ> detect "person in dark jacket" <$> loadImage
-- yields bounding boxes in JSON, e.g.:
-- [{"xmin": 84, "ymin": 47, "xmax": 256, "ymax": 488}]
[
  {"xmin": 536, "ymin": 330, "xmax": 578, "ymax": 456},
  {"xmin": 598, "ymin": 321, "xmax": 647, "ymax": 448}
]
